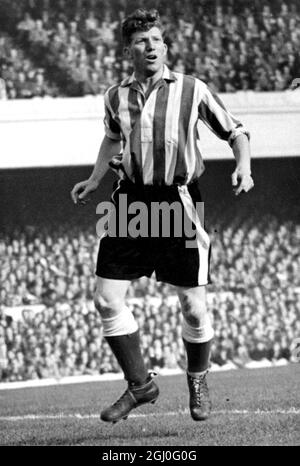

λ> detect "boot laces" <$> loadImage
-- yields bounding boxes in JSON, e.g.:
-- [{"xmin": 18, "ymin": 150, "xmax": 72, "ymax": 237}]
[
  {"xmin": 112, "ymin": 372, "xmax": 157, "ymax": 407},
  {"xmin": 190, "ymin": 375, "xmax": 209, "ymax": 404}
]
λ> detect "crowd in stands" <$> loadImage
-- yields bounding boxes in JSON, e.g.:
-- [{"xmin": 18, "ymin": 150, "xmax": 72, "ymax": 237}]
[
  {"xmin": 0, "ymin": 34, "xmax": 58, "ymax": 98},
  {"xmin": 0, "ymin": 0, "xmax": 300, "ymax": 98},
  {"xmin": 1, "ymin": 209, "xmax": 299, "ymax": 382}
]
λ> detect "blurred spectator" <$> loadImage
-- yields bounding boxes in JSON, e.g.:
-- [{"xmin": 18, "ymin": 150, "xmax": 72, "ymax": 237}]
[
  {"xmin": 0, "ymin": 78, "xmax": 7, "ymax": 99},
  {"xmin": 0, "ymin": 33, "xmax": 58, "ymax": 98}
]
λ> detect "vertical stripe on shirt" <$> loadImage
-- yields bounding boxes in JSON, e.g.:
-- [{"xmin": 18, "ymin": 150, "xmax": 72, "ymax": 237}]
[
  {"xmin": 118, "ymin": 86, "xmax": 131, "ymax": 142},
  {"xmin": 173, "ymin": 76, "xmax": 196, "ymax": 184},
  {"xmin": 107, "ymin": 85, "xmax": 121, "ymax": 128},
  {"xmin": 152, "ymin": 82, "xmax": 170, "ymax": 184},
  {"xmin": 128, "ymin": 88, "xmax": 142, "ymax": 182},
  {"xmin": 184, "ymin": 82, "xmax": 201, "ymax": 184},
  {"xmin": 140, "ymin": 89, "xmax": 158, "ymax": 185},
  {"xmin": 128, "ymin": 87, "xmax": 141, "ymax": 129},
  {"xmin": 164, "ymin": 73, "xmax": 183, "ymax": 185},
  {"xmin": 193, "ymin": 125, "xmax": 204, "ymax": 176}
]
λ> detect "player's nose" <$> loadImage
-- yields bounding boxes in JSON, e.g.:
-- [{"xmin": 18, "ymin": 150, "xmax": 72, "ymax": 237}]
[{"xmin": 146, "ymin": 39, "xmax": 155, "ymax": 50}]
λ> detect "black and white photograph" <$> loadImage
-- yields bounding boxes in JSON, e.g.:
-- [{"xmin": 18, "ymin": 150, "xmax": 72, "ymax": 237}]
[{"xmin": 0, "ymin": 0, "xmax": 299, "ymax": 450}]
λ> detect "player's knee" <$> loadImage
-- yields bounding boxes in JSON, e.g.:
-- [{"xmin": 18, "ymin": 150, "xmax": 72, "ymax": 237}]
[
  {"xmin": 101, "ymin": 305, "xmax": 138, "ymax": 337},
  {"xmin": 94, "ymin": 288, "xmax": 123, "ymax": 318},
  {"xmin": 182, "ymin": 312, "xmax": 214, "ymax": 343},
  {"xmin": 181, "ymin": 296, "xmax": 207, "ymax": 327}
]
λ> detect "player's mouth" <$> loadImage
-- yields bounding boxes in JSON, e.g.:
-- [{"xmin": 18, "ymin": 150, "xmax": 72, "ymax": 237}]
[{"xmin": 145, "ymin": 54, "xmax": 158, "ymax": 63}]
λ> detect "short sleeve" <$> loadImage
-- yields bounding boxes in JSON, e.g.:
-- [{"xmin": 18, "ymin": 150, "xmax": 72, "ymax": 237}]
[
  {"xmin": 104, "ymin": 89, "xmax": 122, "ymax": 141},
  {"xmin": 198, "ymin": 85, "xmax": 250, "ymax": 147}
]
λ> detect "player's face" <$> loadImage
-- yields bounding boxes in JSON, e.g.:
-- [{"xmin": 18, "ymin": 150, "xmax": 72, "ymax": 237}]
[{"xmin": 125, "ymin": 27, "xmax": 167, "ymax": 78}]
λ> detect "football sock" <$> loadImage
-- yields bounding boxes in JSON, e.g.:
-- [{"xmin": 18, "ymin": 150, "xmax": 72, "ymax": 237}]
[
  {"xmin": 183, "ymin": 338, "xmax": 212, "ymax": 373},
  {"xmin": 105, "ymin": 330, "xmax": 148, "ymax": 386}
]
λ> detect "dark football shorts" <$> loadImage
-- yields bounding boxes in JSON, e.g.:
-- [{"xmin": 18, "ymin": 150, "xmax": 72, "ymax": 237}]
[{"xmin": 96, "ymin": 178, "xmax": 211, "ymax": 287}]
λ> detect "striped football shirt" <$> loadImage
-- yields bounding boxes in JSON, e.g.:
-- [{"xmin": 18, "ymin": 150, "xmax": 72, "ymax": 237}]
[{"xmin": 104, "ymin": 65, "xmax": 249, "ymax": 186}]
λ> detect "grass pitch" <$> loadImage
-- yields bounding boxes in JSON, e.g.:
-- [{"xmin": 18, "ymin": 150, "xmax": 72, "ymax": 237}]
[{"xmin": 0, "ymin": 365, "xmax": 299, "ymax": 446}]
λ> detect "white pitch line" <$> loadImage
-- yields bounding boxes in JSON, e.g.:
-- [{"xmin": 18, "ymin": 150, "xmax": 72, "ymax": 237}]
[{"xmin": 0, "ymin": 408, "xmax": 299, "ymax": 422}]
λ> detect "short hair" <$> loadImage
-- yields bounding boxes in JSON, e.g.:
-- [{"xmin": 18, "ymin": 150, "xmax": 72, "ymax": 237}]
[{"xmin": 122, "ymin": 9, "xmax": 163, "ymax": 46}]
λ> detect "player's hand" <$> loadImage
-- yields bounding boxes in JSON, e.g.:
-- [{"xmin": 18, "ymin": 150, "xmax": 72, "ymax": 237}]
[
  {"xmin": 231, "ymin": 168, "xmax": 254, "ymax": 196},
  {"xmin": 70, "ymin": 179, "xmax": 99, "ymax": 204}
]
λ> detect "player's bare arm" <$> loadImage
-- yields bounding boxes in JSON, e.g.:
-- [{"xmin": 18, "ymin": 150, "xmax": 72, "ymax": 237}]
[
  {"xmin": 70, "ymin": 136, "xmax": 121, "ymax": 204},
  {"xmin": 231, "ymin": 133, "xmax": 254, "ymax": 196}
]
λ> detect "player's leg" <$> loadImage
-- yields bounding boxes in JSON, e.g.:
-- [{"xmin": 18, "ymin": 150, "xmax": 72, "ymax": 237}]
[
  {"xmin": 95, "ymin": 276, "xmax": 148, "ymax": 384},
  {"xmin": 94, "ymin": 276, "xmax": 159, "ymax": 423},
  {"xmin": 177, "ymin": 285, "xmax": 213, "ymax": 374},
  {"xmin": 176, "ymin": 285, "xmax": 213, "ymax": 421},
  {"xmin": 153, "ymin": 179, "xmax": 213, "ymax": 419}
]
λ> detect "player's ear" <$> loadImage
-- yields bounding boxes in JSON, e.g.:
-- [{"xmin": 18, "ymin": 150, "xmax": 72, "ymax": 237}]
[
  {"xmin": 163, "ymin": 42, "xmax": 168, "ymax": 57},
  {"xmin": 123, "ymin": 45, "xmax": 132, "ymax": 60}
]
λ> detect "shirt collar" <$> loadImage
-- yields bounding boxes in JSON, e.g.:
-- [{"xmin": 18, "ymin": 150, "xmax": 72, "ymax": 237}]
[{"xmin": 120, "ymin": 65, "xmax": 177, "ymax": 87}]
